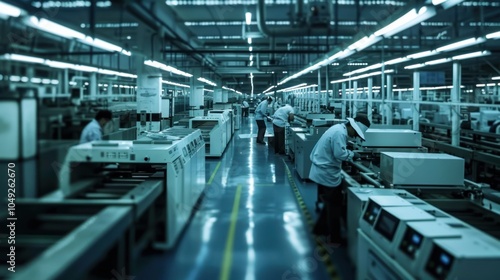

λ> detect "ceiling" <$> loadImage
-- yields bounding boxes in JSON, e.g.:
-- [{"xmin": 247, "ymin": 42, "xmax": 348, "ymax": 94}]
[{"xmin": 2, "ymin": 0, "xmax": 500, "ymax": 95}]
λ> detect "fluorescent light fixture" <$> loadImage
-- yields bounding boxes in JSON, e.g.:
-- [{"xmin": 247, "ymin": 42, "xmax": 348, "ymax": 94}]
[
  {"xmin": 343, "ymin": 63, "xmax": 382, "ymax": 77},
  {"xmin": 0, "ymin": 1, "xmax": 22, "ymax": 17},
  {"xmin": 328, "ymin": 49, "xmax": 355, "ymax": 61},
  {"xmin": 197, "ymin": 77, "xmax": 217, "ymax": 87},
  {"xmin": 263, "ymin": 85, "xmax": 276, "ymax": 94},
  {"xmin": 492, "ymin": 76, "xmax": 500, "ymax": 80},
  {"xmin": 405, "ymin": 63, "xmax": 426, "ymax": 69},
  {"xmin": 4, "ymin": 54, "xmax": 45, "ymax": 64},
  {"xmin": 249, "ymin": 46, "xmax": 253, "ymax": 52},
  {"xmin": 332, "ymin": 70, "xmax": 394, "ymax": 84},
  {"xmin": 486, "ymin": 31, "xmax": 500, "ymax": 39},
  {"xmin": 432, "ymin": 0, "xmax": 465, "ymax": 9},
  {"xmin": 249, "ymin": 55, "xmax": 253, "ymax": 61},
  {"xmin": 245, "ymin": 12, "xmax": 252, "ymax": 25},
  {"xmin": 44, "ymin": 60, "xmax": 74, "ymax": 69},
  {"xmin": 347, "ymin": 35, "xmax": 382, "ymax": 52},
  {"xmin": 452, "ymin": 50, "xmax": 491, "ymax": 60},
  {"xmin": 425, "ymin": 58, "xmax": 451, "ymax": 65},
  {"xmin": 374, "ymin": 6, "xmax": 436, "ymax": 38},
  {"xmin": 72, "ymin": 65, "xmax": 98, "ymax": 72},
  {"xmin": 30, "ymin": 17, "xmax": 86, "ymax": 40},
  {"xmin": 144, "ymin": 60, "xmax": 192, "ymax": 77},
  {"xmin": 407, "ymin": 50, "xmax": 436, "ymax": 59},
  {"xmin": 385, "ymin": 57, "xmax": 410, "ymax": 65},
  {"xmin": 162, "ymin": 80, "xmax": 190, "ymax": 88},
  {"xmin": 204, "ymin": 89, "xmax": 214, "ymax": 92},
  {"xmin": 436, "ymin": 37, "xmax": 485, "ymax": 52},
  {"xmin": 249, "ymin": 61, "xmax": 254, "ymax": 66},
  {"xmin": 28, "ymin": 16, "xmax": 131, "ymax": 56},
  {"xmin": 277, "ymin": 83, "xmax": 307, "ymax": 92},
  {"xmin": 247, "ymin": 37, "xmax": 252, "ymax": 44}
]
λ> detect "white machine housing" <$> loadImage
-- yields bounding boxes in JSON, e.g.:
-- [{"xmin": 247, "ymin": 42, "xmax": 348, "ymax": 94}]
[
  {"xmin": 208, "ymin": 109, "xmax": 233, "ymax": 143},
  {"xmin": 418, "ymin": 233, "xmax": 500, "ymax": 280},
  {"xmin": 189, "ymin": 116, "xmax": 228, "ymax": 157},
  {"xmin": 380, "ymin": 152, "xmax": 465, "ymax": 187},
  {"xmin": 395, "ymin": 221, "xmax": 462, "ymax": 276},
  {"xmin": 367, "ymin": 206, "xmax": 436, "ymax": 257},
  {"xmin": 359, "ymin": 195, "xmax": 413, "ymax": 237},
  {"xmin": 59, "ymin": 128, "xmax": 205, "ymax": 249},
  {"xmin": 360, "ymin": 129, "xmax": 422, "ymax": 147},
  {"xmin": 347, "ymin": 188, "xmax": 418, "ymax": 264}
]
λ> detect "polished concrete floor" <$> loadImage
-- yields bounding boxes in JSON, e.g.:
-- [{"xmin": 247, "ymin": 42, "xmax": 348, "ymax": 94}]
[{"xmin": 137, "ymin": 115, "xmax": 355, "ymax": 280}]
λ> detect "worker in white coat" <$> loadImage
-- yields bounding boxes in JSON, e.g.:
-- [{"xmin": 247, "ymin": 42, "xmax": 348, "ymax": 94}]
[
  {"xmin": 309, "ymin": 116, "xmax": 370, "ymax": 245},
  {"xmin": 79, "ymin": 110, "xmax": 113, "ymax": 144},
  {"xmin": 272, "ymin": 104, "xmax": 294, "ymax": 154},
  {"xmin": 254, "ymin": 97, "xmax": 273, "ymax": 144}
]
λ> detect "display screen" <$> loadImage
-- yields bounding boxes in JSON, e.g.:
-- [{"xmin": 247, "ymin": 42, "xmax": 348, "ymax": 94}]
[
  {"xmin": 374, "ymin": 209, "xmax": 400, "ymax": 241},
  {"xmin": 399, "ymin": 226, "xmax": 424, "ymax": 259},
  {"xmin": 425, "ymin": 244, "xmax": 454, "ymax": 279},
  {"xmin": 362, "ymin": 200, "xmax": 381, "ymax": 226}
]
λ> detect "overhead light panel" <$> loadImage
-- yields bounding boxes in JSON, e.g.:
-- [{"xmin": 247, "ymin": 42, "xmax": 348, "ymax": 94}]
[
  {"xmin": 247, "ymin": 37, "xmax": 252, "ymax": 44},
  {"xmin": 385, "ymin": 57, "xmax": 410, "ymax": 65},
  {"xmin": 492, "ymin": 76, "xmax": 500, "ymax": 80},
  {"xmin": 197, "ymin": 77, "xmax": 217, "ymax": 87},
  {"xmin": 29, "ymin": 17, "xmax": 86, "ymax": 40},
  {"xmin": 144, "ymin": 60, "xmax": 192, "ymax": 77},
  {"xmin": 0, "ymin": 1, "xmax": 23, "ymax": 17},
  {"xmin": 436, "ymin": 37, "xmax": 485, "ymax": 52},
  {"xmin": 425, "ymin": 58, "xmax": 451, "ymax": 65},
  {"xmin": 432, "ymin": 0, "xmax": 465, "ymax": 9},
  {"xmin": 407, "ymin": 50, "xmax": 436, "ymax": 59},
  {"xmin": 374, "ymin": 6, "xmax": 436, "ymax": 38},
  {"xmin": 347, "ymin": 35, "xmax": 381, "ymax": 52},
  {"xmin": 3, "ymin": 54, "xmax": 45, "ymax": 64},
  {"xmin": 245, "ymin": 12, "xmax": 252, "ymax": 25},
  {"xmin": 486, "ymin": 31, "xmax": 500, "ymax": 39},
  {"xmin": 161, "ymin": 80, "xmax": 190, "ymax": 88},
  {"xmin": 249, "ymin": 46, "xmax": 253, "ymax": 52},
  {"xmin": 452, "ymin": 50, "xmax": 490, "ymax": 60}
]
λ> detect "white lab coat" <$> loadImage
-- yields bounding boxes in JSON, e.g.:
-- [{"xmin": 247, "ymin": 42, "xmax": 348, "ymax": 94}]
[
  {"xmin": 79, "ymin": 119, "xmax": 102, "ymax": 144},
  {"xmin": 272, "ymin": 105, "xmax": 294, "ymax": 127},
  {"xmin": 254, "ymin": 100, "xmax": 269, "ymax": 120},
  {"xmin": 309, "ymin": 123, "xmax": 355, "ymax": 187}
]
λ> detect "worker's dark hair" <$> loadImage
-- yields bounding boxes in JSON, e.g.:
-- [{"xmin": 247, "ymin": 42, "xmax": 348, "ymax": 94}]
[
  {"xmin": 267, "ymin": 97, "xmax": 273, "ymax": 102},
  {"xmin": 95, "ymin": 110, "xmax": 112, "ymax": 121},
  {"xmin": 354, "ymin": 115, "xmax": 371, "ymax": 128}
]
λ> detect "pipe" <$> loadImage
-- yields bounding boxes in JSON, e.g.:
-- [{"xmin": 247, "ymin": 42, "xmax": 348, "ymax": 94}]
[
  {"xmin": 257, "ymin": 0, "xmax": 331, "ymax": 37},
  {"xmin": 360, "ymin": 172, "xmax": 384, "ymax": 188}
]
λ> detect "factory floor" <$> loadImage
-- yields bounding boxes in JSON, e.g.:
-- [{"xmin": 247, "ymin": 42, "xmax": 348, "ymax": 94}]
[{"xmin": 136, "ymin": 116, "xmax": 355, "ymax": 280}]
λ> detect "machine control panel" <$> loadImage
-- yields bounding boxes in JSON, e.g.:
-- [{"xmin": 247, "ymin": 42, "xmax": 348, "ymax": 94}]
[
  {"xmin": 399, "ymin": 226, "xmax": 424, "ymax": 260},
  {"xmin": 425, "ymin": 244, "xmax": 454, "ymax": 279}
]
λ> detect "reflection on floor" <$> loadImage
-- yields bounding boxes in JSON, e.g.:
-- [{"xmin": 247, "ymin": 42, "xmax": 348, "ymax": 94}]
[{"xmin": 136, "ymin": 116, "xmax": 355, "ymax": 280}]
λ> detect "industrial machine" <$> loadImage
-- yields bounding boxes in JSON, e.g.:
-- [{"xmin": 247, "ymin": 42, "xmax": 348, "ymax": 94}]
[
  {"xmin": 58, "ymin": 128, "xmax": 205, "ymax": 249},
  {"xmin": 356, "ymin": 195, "xmax": 500, "ymax": 280},
  {"xmin": 189, "ymin": 115, "xmax": 228, "ymax": 157},
  {"xmin": 293, "ymin": 119, "xmax": 344, "ymax": 179},
  {"xmin": 379, "ymin": 152, "xmax": 465, "ymax": 188},
  {"xmin": 208, "ymin": 109, "xmax": 234, "ymax": 144},
  {"xmin": 1, "ymin": 203, "xmax": 133, "ymax": 280}
]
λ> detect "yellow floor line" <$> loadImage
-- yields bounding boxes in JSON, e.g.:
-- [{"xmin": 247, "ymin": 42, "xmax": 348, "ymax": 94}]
[
  {"xmin": 220, "ymin": 184, "xmax": 242, "ymax": 280},
  {"xmin": 207, "ymin": 161, "xmax": 222, "ymax": 185},
  {"xmin": 282, "ymin": 158, "xmax": 340, "ymax": 280}
]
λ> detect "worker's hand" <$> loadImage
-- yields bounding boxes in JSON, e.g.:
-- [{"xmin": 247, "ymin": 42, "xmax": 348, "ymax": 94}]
[{"xmin": 353, "ymin": 152, "xmax": 362, "ymax": 160}]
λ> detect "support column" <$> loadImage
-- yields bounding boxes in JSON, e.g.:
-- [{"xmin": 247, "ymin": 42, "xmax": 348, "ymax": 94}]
[
  {"xmin": 386, "ymin": 74, "xmax": 393, "ymax": 125},
  {"xmin": 353, "ymin": 80, "xmax": 358, "ymax": 117},
  {"xmin": 341, "ymin": 82, "xmax": 347, "ymax": 119},
  {"xmin": 451, "ymin": 62, "xmax": 461, "ymax": 146},
  {"xmin": 190, "ymin": 68, "xmax": 204, "ymax": 116},
  {"xmin": 317, "ymin": 69, "xmax": 321, "ymax": 113},
  {"xmin": 367, "ymin": 77, "xmax": 373, "ymax": 123},
  {"xmin": 412, "ymin": 71, "xmax": 420, "ymax": 131},
  {"xmin": 90, "ymin": 72, "xmax": 97, "ymax": 100},
  {"xmin": 136, "ymin": 60, "xmax": 162, "ymax": 137}
]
